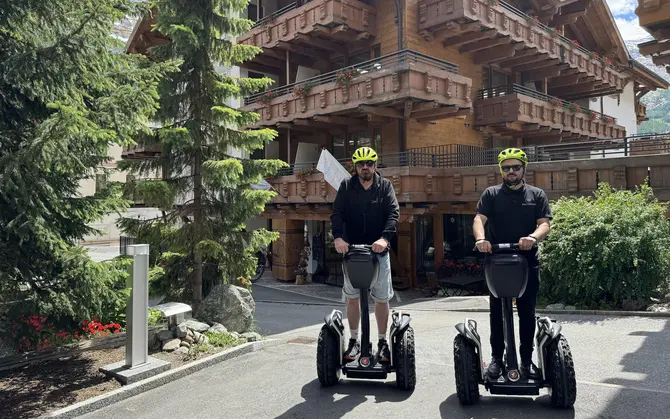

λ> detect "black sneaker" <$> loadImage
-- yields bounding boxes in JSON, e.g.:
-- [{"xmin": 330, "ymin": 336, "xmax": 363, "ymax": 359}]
[
  {"xmin": 376, "ymin": 339, "xmax": 391, "ymax": 363},
  {"xmin": 520, "ymin": 360, "xmax": 540, "ymax": 379},
  {"xmin": 487, "ymin": 357, "xmax": 503, "ymax": 378},
  {"xmin": 344, "ymin": 338, "xmax": 360, "ymax": 361}
]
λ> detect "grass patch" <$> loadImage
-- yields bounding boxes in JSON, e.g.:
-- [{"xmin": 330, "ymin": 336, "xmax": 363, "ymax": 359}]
[{"xmin": 204, "ymin": 332, "xmax": 241, "ymax": 348}]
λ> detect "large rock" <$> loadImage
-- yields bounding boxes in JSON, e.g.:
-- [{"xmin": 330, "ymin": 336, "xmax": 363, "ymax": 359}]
[
  {"xmin": 207, "ymin": 323, "xmax": 228, "ymax": 334},
  {"xmin": 162, "ymin": 338, "xmax": 181, "ymax": 352},
  {"xmin": 197, "ymin": 284, "xmax": 255, "ymax": 333},
  {"xmin": 181, "ymin": 319, "xmax": 210, "ymax": 333},
  {"xmin": 157, "ymin": 329, "xmax": 175, "ymax": 342}
]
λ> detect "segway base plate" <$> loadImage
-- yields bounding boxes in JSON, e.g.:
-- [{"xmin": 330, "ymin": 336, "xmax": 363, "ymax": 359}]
[{"xmin": 486, "ymin": 379, "xmax": 542, "ymax": 396}]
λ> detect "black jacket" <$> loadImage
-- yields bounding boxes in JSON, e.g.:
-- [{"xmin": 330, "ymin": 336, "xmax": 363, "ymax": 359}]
[{"xmin": 331, "ymin": 172, "xmax": 400, "ymax": 246}]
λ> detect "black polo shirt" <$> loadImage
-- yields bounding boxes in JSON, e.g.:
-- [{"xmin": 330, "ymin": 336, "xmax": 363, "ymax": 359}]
[{"xmin": 475, "ymin": 182, "xmax": 552, "ymax": 265}]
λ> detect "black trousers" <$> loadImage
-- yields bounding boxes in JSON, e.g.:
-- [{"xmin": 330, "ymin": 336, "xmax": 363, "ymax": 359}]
[{"xmin": 489, "ymin": 265, "xmax": 540, "ymax": 363}]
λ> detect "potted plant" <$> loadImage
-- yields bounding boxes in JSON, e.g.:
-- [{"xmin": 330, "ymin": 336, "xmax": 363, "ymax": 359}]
[{"xmin": 294, "ymin": 240, "xmax": 311, "ymax": 285}]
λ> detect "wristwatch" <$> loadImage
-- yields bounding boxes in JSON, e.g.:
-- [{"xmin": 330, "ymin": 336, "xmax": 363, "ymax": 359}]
[{"xmin": 529, "ymin": 234, "xmax": 538, "ymax": 242}]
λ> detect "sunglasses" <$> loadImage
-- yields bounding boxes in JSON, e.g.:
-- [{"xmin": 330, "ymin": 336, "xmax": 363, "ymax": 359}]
[
  {"xmin": 356, "ymin": 161, "xmax": 375, "ymax": 167},
  {"xmin": 501, "ymin": 164, "xmax": 523, "ymax": 172}
]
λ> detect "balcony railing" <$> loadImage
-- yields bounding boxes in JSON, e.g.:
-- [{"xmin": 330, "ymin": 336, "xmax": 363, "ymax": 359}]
[
  {"xmin": 242, "ymin": 49, "xmax": 471, "ymax": 126},
  {"xmin": 245, "ymin": 49, "xmax": 459, "ymax": 105},
  {"xmin": 265, "ymin": 135, "xmax": 670, "ymax": 205},
  {"xmin": 474, "ymin": 84, "xmax": 626, "ymax": 140},
  {"xmin": 417, "ymin": 0, "xmax": 625, "ymax": 95},
  {"xmin": 250, "ymin": 3, "xmax": 297, "ymax": 30},
  {"xmin": 268, "ymin": 135, "xmax": 670, "ymax": 179}
]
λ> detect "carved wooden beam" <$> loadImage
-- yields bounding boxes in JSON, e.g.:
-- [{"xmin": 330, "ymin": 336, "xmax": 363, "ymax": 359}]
[
  {"xmin": 411, "ymin": 105, "xmax": 457, "ymax": 120},
  {"xmin": 511, "ymin": 58, "xmax": 560, "ymax": 73},
  {"xmin": 550, "ymin": 10, "xmax": 587, "ymax": 27},
  {"xmin": 474, "ymin": 44, "xmax": 522, "ymax": 65},
  {"xmin": 293, "ymin": 33, "xmax": 347, "ymax": 54},
  {"xmin": 416, "ymin": 109, "xmax": 470, "ymax": 124},
  {"xmin": 358, "ymin": 105, "xmax": 403, "ymax": 119},
  {"xmin": 498, "ymin": 51, "xmax": 547, "ymax": 69},
  {"xmin": 443, "ymin": 30, "xmax": 496, "ymax": 48},
  {"xmin": 524, "ymin": 64, "xmax": 568, "ymax": 81},
  {"xmin": 460, "ymin": 35, "xmax": 511, "ymax": 54}
]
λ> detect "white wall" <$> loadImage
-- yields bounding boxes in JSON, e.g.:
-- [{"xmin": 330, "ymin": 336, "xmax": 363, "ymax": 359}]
[{"xmin": 590, "ymin": 81, "xmax": 637, "ymax": 137}]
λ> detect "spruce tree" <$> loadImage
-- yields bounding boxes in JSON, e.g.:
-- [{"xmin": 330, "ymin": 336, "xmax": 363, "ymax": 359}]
[
  {"xmin": 0, "ymin": 1, "xmax": 176, "ymax": 321},
  {"xmin": 118, "ymin": 0, "xmax": 285, "ymax": 309}
]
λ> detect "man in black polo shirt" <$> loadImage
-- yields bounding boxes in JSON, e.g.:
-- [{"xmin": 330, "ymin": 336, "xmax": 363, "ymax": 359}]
[{"xmin": 472, "ymin": 147, "xmax": 552, "ymax": 379}]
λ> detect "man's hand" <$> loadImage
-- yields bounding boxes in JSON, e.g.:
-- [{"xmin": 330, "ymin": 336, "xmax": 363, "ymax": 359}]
[
  {"xmin": 519, "ymin": 236, "xmax": 537, "ymax": 250},
  {"xmin": 475, "ymin": 239, "xmax": 492, "ymax": 253},
  {"xmin": 372, "ymin": 238, "xmax": 389, "ymax": 253},
  {"xmin": 334, "ymin": 238, "xmax": 349, "ymax": 254}
]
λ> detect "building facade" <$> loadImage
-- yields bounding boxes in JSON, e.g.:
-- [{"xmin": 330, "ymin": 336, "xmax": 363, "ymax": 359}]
[{"xmin": 123, "ymin": 0, "xmax": 670, "ymax": 289}]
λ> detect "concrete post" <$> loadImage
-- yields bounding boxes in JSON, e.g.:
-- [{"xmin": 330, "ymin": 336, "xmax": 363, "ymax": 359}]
[
  {"xmin": 125, "ymin": 244, "xmax": 150, "ymax": 367},
  {"xmin": 100, "ymin": 243, "xmax": 171, "ymax": 384}
]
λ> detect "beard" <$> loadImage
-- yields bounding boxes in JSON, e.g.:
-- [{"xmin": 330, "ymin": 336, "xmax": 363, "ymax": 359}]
[
  {"xmin": 358, "ymin": 168, "xmax": 373, "ymax": 181},
  {"xmin": 503, "ymin": 171, "xmax": 524, "ymax": 187}
]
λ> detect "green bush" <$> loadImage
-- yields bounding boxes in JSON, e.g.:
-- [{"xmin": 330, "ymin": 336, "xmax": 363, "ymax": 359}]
[
  {"xmin": 7, "ymin": 248, "xmax": 131, "ymax": 329},
  {"xmin": 148, "ymin": 308, "xmax": 163, "ymax": 326},
  {"xmin": 539, "ymin": 183, "xmax": 670, "ymax": 309}
]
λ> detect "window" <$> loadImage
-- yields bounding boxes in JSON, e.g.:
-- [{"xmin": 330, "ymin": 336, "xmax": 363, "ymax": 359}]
[
  {"xmin": 95, "ymin": 173, "xmax": 108, "ymax": 194},
  {"xmin": 332, "ymin": 134, "xmax": 346, "ymax": 159}
]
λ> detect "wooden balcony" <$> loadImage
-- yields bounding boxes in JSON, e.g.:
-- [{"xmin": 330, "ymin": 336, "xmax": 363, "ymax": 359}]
[
  {"xmin": 120, "ymin": 144, "xmax": 162, "ymax": 159},
  {"xmin": 238, "ymin": 0, "xmax": 376, "ymax": 71},
  {"xmin": 636, "ymin": 0, "xmax": 670, "ymax": 77},
  {"xmin": 241, "ymin": 50, "xmax": 473, "ymax": 129},
  {"xmin": 417, "ymin": 0, "xmax": 627, "ymax": 100},
  {"xmin": 637, "ymin": 102, "xmax": 649, "ymax": 124},
  {"xmin": 473, "ymin": 85, "xmax": 626, "ymax": 141},
  {"xmin": 262, "ymin": 137, "xmax": 670, "ymax": 218}
]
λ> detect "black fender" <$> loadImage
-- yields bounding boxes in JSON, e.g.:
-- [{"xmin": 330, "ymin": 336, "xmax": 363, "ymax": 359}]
[
  {"xmin": 390, "ymin": 310, "xmax": 412, "ymax": 338},
  {"xmin": 323, "ymin": 309, "xmax": 345, "ymax": 366},
  {"xmin": 535, "ymin": 316, "xmax": 563, "ymax": 381},
  {"xmin": 454, "ymin": 318, "xmax": 484, "ymax": 380}
]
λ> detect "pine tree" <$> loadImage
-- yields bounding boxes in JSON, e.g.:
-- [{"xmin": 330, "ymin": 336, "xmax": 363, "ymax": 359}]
[
  {"xmin": 0, "ymin": 1, "xmax": 177, "ymax": 321},
  {"xmin": 118, "ymin": 0, "xmax": 286, "ymax": 309}
]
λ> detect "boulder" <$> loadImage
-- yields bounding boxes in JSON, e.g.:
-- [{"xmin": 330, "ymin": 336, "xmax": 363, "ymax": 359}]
[
  {"xmin": 197, "ymin": 284, "xmax": 255, "ymax": 333},
  {"xmin": 241, "ymin": 332, "xmax": 262, "ymax": 342},
  {"xmin": 181, "ymin": 319, "xmax": 210, "ymax": 333},
  {"xmin": 207, "ymin": 323, "xmax": 228, "ymax": 334},
  {"xmin": 176, "ymin": 346, "xmax": 190, "ymax": 354},
  {"xmin": 157, "ymin": 329, "xmax": 175, "ymax": 342},
  {"xmin": 162, "ymin": 338, "xmax": 181, "ymax": 352},
  {"xmin": 175, "ymin": 323, "xmax": 189, "ymax": 338}
]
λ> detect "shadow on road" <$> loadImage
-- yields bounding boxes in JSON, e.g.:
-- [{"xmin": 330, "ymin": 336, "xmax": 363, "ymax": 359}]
[
  {"xmin": 274, "ymin": 378, "xmax": 413, "ymax": 418},
  {"xmin": 439, "ymin": 393, "xmax": 576, "ymax": 419}
]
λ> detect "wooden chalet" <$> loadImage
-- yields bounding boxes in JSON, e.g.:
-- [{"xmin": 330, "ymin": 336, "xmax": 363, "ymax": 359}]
[{"xmin": 124, "ymin": 0, "xmax": 670, "ymax": 290}]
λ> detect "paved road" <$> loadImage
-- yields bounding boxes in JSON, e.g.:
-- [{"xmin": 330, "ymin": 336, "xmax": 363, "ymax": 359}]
[{"xmin": 80, "ymin": 288, "xmax": 670, "ymax": 419}]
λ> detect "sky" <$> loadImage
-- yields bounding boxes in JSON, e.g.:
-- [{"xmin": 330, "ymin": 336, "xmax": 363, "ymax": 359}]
[{"xmin": 607, "ymin": 0, "xmax": 653, "ymax": 42}]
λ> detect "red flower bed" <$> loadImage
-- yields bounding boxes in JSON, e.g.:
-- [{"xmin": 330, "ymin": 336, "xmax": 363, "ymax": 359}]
[{"xmin": 9, "ymin": 315, "xmax": 122, "ymax": 353}]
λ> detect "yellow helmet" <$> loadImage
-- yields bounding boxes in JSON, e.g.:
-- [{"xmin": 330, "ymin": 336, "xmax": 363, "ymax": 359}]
[
  {"xmin": 498, "ymin": 147, "xmax": 528, "ymax": 165},
  {"xmin": 352, "ymin": 146, "xmax": 378, "ymax": 163}
]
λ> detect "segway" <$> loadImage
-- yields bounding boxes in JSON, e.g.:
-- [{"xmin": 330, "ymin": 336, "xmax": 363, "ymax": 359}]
[
  {"xmin": 317, "ymin": 244, "xmax": 416, "ymax": 390},
  {"xmin": 453, "ymin": 243, "xmax": 576, "ymax": 408}
]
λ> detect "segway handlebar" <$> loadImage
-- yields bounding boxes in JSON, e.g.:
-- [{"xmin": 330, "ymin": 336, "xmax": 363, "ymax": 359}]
[
  {"xmin": 346, "ymin": 244, "xmax": 389, "ymax": 255},
  {"xmin": 472, "ymin": 242, "xmax": 536, "ymax": 253}
]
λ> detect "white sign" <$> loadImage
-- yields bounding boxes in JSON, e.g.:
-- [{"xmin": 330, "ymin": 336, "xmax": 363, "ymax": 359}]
[{"xmin": 317, "ymin": 149, "xmax": 351, "ymax": 190}]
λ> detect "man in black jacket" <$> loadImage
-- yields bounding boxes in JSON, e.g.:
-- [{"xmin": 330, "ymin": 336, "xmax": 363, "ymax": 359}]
[
  {"xmin": 331, "ymin": 146, "xmax": 400, "ymax": 363},
  {"xmin": 473, "ymin": 147, "xmax": 551, "ymax": 380}
]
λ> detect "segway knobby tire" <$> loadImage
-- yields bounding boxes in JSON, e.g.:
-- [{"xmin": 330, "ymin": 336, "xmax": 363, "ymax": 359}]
[
  {"xmin": 453, "ymin": 334, "xmax": 480, "ymax": 405},
  {"xmin": 394, "ymin": 326, "xmax": 416, "ymax": 391},
  {"xmin": 547, "ymin": 335, "xmax": 577, "ymax": 408},
  {"xmin": 316, "ymin": 325, "xmax": 341, "ymax": 386}
]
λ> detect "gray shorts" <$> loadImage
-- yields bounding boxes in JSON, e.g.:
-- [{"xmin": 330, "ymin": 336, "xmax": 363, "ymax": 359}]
[{"xmin": 342, "ymin": 252, "xmax": 394, "ymax": 303}]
